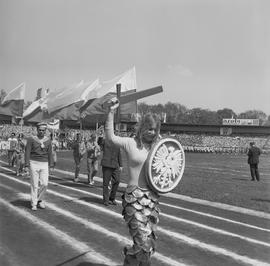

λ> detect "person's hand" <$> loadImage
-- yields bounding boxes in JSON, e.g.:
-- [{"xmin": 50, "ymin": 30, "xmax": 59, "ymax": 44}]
[{"xmin": 103, "ymin": 97, "xmax": 119, "ymax": 112}]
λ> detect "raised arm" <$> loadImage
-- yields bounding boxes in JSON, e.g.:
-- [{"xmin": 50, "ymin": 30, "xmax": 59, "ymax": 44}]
[
  {"xmin": 25, "ymin": 137, "xmax": 32, "ymax": 167},
  {"xmin": 104, "ymin": 98, "xmax": 131, "ymax": 150}
]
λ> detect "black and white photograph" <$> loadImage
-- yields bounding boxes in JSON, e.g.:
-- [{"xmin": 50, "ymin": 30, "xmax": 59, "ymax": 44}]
[{"xmin": 0, "ymin": 0, "xmax": 270, "ymax": 265}]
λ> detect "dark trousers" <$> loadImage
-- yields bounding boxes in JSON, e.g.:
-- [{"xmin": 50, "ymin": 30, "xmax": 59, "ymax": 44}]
[
  {"xmin": 102, "ymin": 166, "xmax": 120, "ymax": 203},
  {"xmin": 74, "ymin": 156, "xmax": 82, "ymax": 179},
  {"xmin": 87, "ymin": 158, "xmax": 98, "ymax": 182},
  {"xmin": 250, "ymin": 164, "xmax": 260, "ymax": 181},
  {"xmin": 8, "ymin": 150, "xmax": 16, "ymax": 167},
  {"xmin": 123, "ymin": 254, "xmax": 151, "ymax": 266}
]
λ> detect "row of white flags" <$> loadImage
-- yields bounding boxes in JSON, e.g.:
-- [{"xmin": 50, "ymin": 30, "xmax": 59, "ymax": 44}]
[
  {"xmin": 1, "ymin": 82, "xmax": 26, "ymax": 103},
  {"xmin": 0, "ymin": 83, "xmax": 26, "ymax": 117},
  {"xmin": 22, "ymin": 66, "xmax": 137, "ymax": 119}
]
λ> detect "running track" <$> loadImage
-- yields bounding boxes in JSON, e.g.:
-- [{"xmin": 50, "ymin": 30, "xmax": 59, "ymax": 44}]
[{"xmin": 0, "ymin": 159, "xmax": 270, "ymax": 266}]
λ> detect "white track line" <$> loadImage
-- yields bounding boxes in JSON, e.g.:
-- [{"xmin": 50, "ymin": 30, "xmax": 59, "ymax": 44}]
[
  {"xmin": 0, "ymin": 197, "xmax": 118, "ymax": 266},
  {"xmin": 49, "ymin": 170, "xmax": 270, "ymax": 231},
  {"xmin": 0, "ymin": 245, "xmax": 26, "ymax": 266},
  {"xmin": 2, "ymin": 164, "xmax": 270, "ymax": 233},
  {"xmin": 160, "ymin": 202, "xmax": 270, "ymax": 232},
  {"xmin": 1, "ymin": 160, "xmax": 269, "ymax": 219},
  {"xmin": 49, "ymin": 175, "xmax": 270, "ymax": 235},
  {"xmin": 163, "ymin": 192, "xmax": 270, "ymax": 219},
  {"xmin": 161, "ymin": 212, "xmax": 270, "ymax": 247},
  {"xmin": 52, "ymin": 174, "xmax": 270, "ymax": 233},
  {"xmin": 52, "ymin": 166, "xmax": 270, "ymax": 219},
  {"xmin": 1, "ymin": 173, "xmax": 270, "ymax": 266},
  {"xmin": 0, "ymin": 182, "xmax": 188, "ymax": 266},
  {"xmin": 158, "ymin": 227, "xmax": 270, "ymax": 266}
]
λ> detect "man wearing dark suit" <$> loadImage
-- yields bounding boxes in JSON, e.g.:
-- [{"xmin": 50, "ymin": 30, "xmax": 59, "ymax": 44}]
[
  {"xmin": 100, "ymin": 138, "xmax": 123, "ymax": 206},
  {"xmin": 71, "ymin": 133, "xmax": 86, "ymax": 182},
  {"xmin": 247, "ymin": 142, "xmax": 261, "ymax": 181}
]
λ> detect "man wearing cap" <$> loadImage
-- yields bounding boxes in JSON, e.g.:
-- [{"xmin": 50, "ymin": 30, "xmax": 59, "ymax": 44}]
[
  {"xmin": 25, "ymin": 122, "xmax": 53, "ymax": 211},
  {"xmin": 247, "ymin": 141, "xmax": 261, "ymax": 181}
]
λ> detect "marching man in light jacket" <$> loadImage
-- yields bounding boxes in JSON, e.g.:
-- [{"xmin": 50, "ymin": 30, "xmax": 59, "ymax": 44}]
[{"xmin": 25, "ymin": 122, "xmax": 53, "ymax": 211}]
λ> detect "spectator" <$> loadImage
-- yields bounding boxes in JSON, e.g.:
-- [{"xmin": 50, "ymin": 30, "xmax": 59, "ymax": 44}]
[
  {"xmin": 247, "ymin": 142, "xmax": 261, "ymax": 181},
  {"xmin": 25, "ymin": 122, "xmax": 53, "ymax": 211}
]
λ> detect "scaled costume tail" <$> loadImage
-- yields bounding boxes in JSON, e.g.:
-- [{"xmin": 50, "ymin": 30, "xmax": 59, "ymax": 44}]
[{"xmin": 122, "ymin": 185, "xmax": 160, "ymax": 265}]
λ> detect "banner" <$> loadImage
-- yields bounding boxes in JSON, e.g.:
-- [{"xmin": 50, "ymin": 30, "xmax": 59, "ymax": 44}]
[
  {"xmin": 0, "ymin": 83, "xmax": 25, "ymax": 117},
  {"xmin": 46, "ymin": 80, "xmax": 99, "ymax": 114},
  {"xmin": 23, "ymin": 99, "xmax": 43, "ymax": 118},
  {"xmin": 0, "ymin": 141, "xmax": 10, "ymax": 150},
  {"xmin": 81, "ymin": 67, "xmax": 137, "ymax": 118},
  {"xmin": 47, "ymin": 119, "xmax": 60, "ymax": 130},
  {"xmin": 2, "ymin": 83, "xmax": 25, "ymax": 104},
  {"xmin": 222, "ymin": 118, "xmax": 260, "ymax": 126}
]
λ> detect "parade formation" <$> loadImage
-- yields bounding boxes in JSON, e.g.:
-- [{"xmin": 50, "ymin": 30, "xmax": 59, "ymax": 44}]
[
  {"xmin": 1, "ymin": 77, "xmax": 270, "ymax": 265},
  {"xmin": 1, "ymin": 1, "xmax": 270, "ymax": 264}
]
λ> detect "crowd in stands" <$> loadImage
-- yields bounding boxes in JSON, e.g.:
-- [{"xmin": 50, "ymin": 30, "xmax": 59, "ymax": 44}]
[
  {"xmin": 1, "ymin": 124, "xmax": 269, "ymax": 154},
  {"xmin": 173, "ymin": 134, "xmax": 270, "ymax": 154}
]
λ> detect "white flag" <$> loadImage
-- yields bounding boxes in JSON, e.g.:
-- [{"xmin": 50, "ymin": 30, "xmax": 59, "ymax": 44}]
[
  {"xmin": 46, "ymin": 80, "xmax": 100, "ymax": 113},
  {"xmin": 2, "ymin": 83, "xmax": 25, "ymax": 104}
]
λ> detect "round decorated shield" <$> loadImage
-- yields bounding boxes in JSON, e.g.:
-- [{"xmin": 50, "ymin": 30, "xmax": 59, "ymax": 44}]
[{"xmin": 146, "ymin": 137, "xmax": 185, "ymax": 194}]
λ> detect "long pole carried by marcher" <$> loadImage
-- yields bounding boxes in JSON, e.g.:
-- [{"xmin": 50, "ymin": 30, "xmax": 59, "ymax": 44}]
[
  {"xmin": 116, "ymin": 83, "xmax": 121, "ymax": 133},
  {"xmin": 16, "ymin": 116, "xmax": 23, "ymax": 133},
  {"xmin": 20, "ymin": 117, "xmax": 23, "ymax": 133},
  {"xmin": 79, "ymin": 117, "xmax": 83, "ymax": 132}
]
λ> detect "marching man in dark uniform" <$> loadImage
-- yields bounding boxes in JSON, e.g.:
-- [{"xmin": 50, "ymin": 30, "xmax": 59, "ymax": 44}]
[
  {"xmin": 72, "ymin": 132, "xmax": 86, "ymax": 182},
  {"xmin": 247, "ymin": 141, "xmax": 261, "ymax": 181},
  {"xmin": 100, "ymin": 134, "xmax": 123, "ymax": 206},
  {"xmin": 25, "ymin": 122, "xmax": 53, "ymax": 211}
]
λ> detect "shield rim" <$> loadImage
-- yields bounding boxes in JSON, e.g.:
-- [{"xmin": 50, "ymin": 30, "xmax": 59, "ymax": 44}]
[{"xmin": 147, "ymin": 137, "xmax": 185, "ymax": 194}]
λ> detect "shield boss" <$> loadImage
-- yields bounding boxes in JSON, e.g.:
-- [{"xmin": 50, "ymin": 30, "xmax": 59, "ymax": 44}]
[{"xmin": 146, "ymin": 137, "xmax": 185, "ymax": 194}]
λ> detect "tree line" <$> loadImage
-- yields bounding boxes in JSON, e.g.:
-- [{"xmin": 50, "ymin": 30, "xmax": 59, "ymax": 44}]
[
  {"xmin": 1, "ymin": 88, "xmax": 269, "ymax": 126},
  {"xmin": 138, "ymin": 102, "xmax": 270, "ymax": 126}
]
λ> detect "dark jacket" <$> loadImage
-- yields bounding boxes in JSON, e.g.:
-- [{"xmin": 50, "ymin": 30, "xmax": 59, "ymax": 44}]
[
  {"xmin": 248, "ymin": 146, "xmax": 261, "ymax": 164},
  {"xmin": 72, "ymin": 141, "xmax": 86, "ymax": 158},
  {"xmin": 25, "ymin": 136, "xmax": 53, "ymax": 167},
  {"xmin": 100, "ymin": 139, "xmax": 122, "ymax": 169}
]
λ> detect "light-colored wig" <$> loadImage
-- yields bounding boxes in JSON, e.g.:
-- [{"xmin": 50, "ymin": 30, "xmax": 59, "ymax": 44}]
[{"xmin": 135, "ymin": 113, "xmax": 161, "ymax": 148}]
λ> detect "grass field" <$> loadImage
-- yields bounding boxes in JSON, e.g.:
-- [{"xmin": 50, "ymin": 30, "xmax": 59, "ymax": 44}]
[
  {"xmin": 1, "ymin": 151, "xmax": 270, "ymax": 266},
  {"xmin": 52, "ymin": 150, "xmax": 270, "ymax": 213}
]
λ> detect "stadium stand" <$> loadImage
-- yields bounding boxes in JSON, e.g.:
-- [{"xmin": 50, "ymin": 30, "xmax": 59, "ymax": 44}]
[{"xmin": 1, "ymin": 124, "xmax": 269, "ymax": 154}]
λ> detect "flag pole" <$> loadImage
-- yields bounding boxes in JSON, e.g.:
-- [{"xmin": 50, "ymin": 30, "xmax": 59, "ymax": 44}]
[
  {"xmin": 21, "ymin": 117, "xmax": 23, "ymax": 132},
  {"xmin": 116, "ymin": 83, "xmax": 121, "ymax": 133},
  {"xmin": 79, "ymin": 117, "xmax": 83, "ymax": 131},
  {"xmin": 96, "ymin": 122, "xmax": 98, "ymax": 131},
  {"xmin": 16, "ymin": 116, "xmax": 23, "ymax": 133}
]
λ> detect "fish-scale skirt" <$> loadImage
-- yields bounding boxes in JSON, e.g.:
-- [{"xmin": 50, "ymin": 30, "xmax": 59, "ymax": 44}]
[{"xmin": 122, "ymin": 185, "xmax": 160, "ymax": 261}]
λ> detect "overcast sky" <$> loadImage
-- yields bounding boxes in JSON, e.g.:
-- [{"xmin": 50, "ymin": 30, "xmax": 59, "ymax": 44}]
[{"xmin": 0, "ymin": 0, "xmax": 269, "ymax": 115}]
